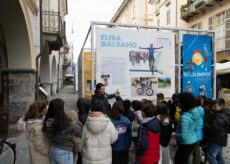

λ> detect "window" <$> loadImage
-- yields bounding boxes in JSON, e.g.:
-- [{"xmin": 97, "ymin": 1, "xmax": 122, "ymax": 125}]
[
  {"xmin": 208, "ymin": 16, "xmax": 214, "ymax": 30},
  {"xmin": 133, "ymin": 5, "xmax": 136, "ymax": 19},
  {"xmin": 167, "ymin": 10, "xmax": 170, "ymax": 25},
  {"xmin": 216, "ymin": 12, "xmax": 225, "ymax": 39},
  {"xmin": 191, "ymin": 22, "xmax": 202, "ymax": 29},
  {"xmin": 157, "ymin": 19, "xmax": 160, "ymax": 26}
]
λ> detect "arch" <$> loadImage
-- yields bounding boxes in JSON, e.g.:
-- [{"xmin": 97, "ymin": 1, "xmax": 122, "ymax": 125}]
[{"xmin": 0, "ymin": 0, "xmax": 34, "ymax": 69}]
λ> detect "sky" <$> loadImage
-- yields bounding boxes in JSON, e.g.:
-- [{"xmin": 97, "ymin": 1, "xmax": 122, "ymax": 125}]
[{"xmin": 65, "ymin": 0, "xmax": 123, "ymax": 62}]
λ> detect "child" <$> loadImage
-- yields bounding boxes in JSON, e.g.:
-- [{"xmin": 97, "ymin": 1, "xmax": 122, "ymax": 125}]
[
  {"xmin": 131, "ymin": 100, "xmax": 143, "ymax": 146},
  {"xmin": 43, "ymin": 98, "xmax": 81, "ymax": 164},
  {"xmin": 111, "ymin": 101, "xmax": 132, "ymax": 164},
  {"xmin": 156, "ymin": 103, "xmax": 173, "ymax": 164},
  {"xmin": 81, "ymin": 100, "xmax": 118, "ymax": 164},
  {"xmin": 122, "ymin": 99, "xmax": 135, "ymax": 122},
  {"xmin": 17, "ymin": 101, "xmax": 50, "ymax": 164},
  {"xmin": 66, "ymin": 110, "xmax": 83, "ymax": 162},
  {"xmin": 136, "ymin": 103, "xmax": 160, "ymax": 164}
]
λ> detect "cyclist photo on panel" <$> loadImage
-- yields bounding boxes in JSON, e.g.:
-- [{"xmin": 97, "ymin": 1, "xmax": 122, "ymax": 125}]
[
  {"xmin": 199, "ymin": 82, "xmax": 207, "ymax": 96},
  {"xmin": 139, "ymin": 44, "xmax": 163, "ymax": 75},
  {"xmin": 202, "ymin": 44, "xmax": 209, "ymax": 71},
  {"xmin": 184, "ymin": 81, "xmax": 195, "ymax": 93}
]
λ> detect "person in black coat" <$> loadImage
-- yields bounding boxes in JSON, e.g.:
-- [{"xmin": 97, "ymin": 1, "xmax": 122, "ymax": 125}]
[
  {"xmin": 205, "ymin": 98, "xmax": 230, "ymax": 164},
  {"xmin": 91, "ymin": 83, "xmax": 120, "ymax": 116},
  {"xmin": 77, "ymin": 98, "xmax": 91, "ymax": 125}
]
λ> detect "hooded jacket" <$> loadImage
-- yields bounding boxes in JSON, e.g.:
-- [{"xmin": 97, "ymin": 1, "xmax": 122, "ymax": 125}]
[
  {"xmin": 136, "ymin": 117, "xmax": 160, "ymax": 164},
  {"xmin": 176, "ymin": 107, "xmax": 200, "ymax": 145},
  {"xmin": 17, "ymin": 118, "xmax": 50, "ymax": 164},
  {"xmin": 111, "ymin": 114, "xmax": 132, "ymax": 151},
  {"xmin": 205, "ymin": 107, "xmax": 230, "ymax": 146},
  {"xmin": 196, "ymin": 106, "xmax": 204, "ymax": 142},
  {"xmin": 82, "ymin": 113, "xmax": 118, "ymax": 164},
  {"xmin": 44, "ymin": 119, "xmax": 81, "ymax": 152},
  {"xmin": 132, "ymin": 110, "xmax": 143, "ymax": 137}
]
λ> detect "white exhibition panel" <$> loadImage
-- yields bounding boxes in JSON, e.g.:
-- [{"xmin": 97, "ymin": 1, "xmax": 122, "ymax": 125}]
[{"xmin": 96, "ymin": 28, "xmax": 175, "ymax": 100}]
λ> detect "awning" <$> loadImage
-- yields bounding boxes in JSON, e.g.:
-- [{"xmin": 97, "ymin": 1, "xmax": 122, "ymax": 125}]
[
  {"xmin": 216, "ymin": 62, "xmax": 230, "ymax": 75},
  {"xmin": 64, "ymin": 74, "xmax": 74, "ymax": 77}
]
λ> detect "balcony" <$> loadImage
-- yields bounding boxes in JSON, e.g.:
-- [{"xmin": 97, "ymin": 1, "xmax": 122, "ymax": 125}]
[
  {"xmin": 42, "ymin": 11, "xmax": 63, "ymax": 52},
  {"xmin": 181, "ymin": 0, "xmax": 223, "ymax": 22}
]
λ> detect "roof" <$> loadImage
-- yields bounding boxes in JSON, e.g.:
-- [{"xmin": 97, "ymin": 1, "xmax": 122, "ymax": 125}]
[{"xmin": 110, "ymin": 0, "xmax": 130, "ymax": 23}]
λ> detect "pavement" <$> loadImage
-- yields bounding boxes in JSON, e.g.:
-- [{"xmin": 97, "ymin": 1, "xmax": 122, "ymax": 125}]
[{"xmin": 4, "ymin": 85, "xmax": 230, "ymax": 164}]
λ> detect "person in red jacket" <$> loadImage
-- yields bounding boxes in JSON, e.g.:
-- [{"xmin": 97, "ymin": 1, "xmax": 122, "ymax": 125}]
[{"xmin": 136, "ymin": 103, "xmax": 160, "ymax": 164}]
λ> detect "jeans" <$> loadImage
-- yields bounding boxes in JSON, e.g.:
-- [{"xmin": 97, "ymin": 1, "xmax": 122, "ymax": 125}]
[
  {"xmin": 207, "ymin": 143, "xmax": 225, "ymax": 164},
  {"xmin": 49, "ymin": 146, "xmax": 73, "ymax": 164},
  {"xmin": 159, "ymin": 145, "xmax": 172, "ymax": 164}
]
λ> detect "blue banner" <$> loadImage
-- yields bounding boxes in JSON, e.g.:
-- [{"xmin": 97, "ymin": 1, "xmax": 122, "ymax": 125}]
[{"xmin": 182, "ymin": 34, "xmax": 212, "ymax": 98}]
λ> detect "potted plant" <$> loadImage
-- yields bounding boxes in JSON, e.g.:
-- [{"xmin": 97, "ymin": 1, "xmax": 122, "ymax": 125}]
[
  {"xmin": 195, "ymin": 1, "xmax": 205, "ymax": 9},
  {"xmin": 218, "ymin": 88, "xmax": 230, "ymax": 106}
]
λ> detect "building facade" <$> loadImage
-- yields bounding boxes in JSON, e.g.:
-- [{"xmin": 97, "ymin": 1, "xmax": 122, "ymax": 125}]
[
  {"xmin": 179, "ymin": 0, "xmax": 230, "ymax": 92},
  {"xmin": 111, "ymin": 0, "xmax": 153, "ymax": 25},
  {"xmin": 149, "ymin": 0, "xmax": 177, "ymax": 27},
  {"xmin": 0, "ymin": 0, "xmax": 68, "ymax": 125},
  {"xmin": 0, "ymin": 0, "xmax": 40, "ymax": 123},
  {"xmin": 40, "ymin": 0, "xmax": 68, "ymax": 96}
]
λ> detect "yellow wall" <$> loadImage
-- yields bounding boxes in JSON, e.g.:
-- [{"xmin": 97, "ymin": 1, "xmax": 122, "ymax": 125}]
[{"xmin": 83, "ymin": 51, "xmax": 96, "ymax": 100}]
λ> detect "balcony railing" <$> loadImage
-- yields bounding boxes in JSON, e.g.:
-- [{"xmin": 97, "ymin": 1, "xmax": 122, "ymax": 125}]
[
  {"xmin": 42, "ymin": 11, "xmax": 60, "ymax": 34},
  {"xmin": 181, "ymin": 0, "xmax": 223, "ymax": 22},
  {"xmin": 216, "ymin": 37, "xmax": 230, "ymax": 52}
]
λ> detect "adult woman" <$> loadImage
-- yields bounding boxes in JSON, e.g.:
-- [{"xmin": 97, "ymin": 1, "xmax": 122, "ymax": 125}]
[
  {"xmin": 174, "ymin": 92, "xmax": 200, "ymax": 164},
  {"xmin": 43, "ymin": 98, "xmax": 81, "ymax": 164},
  {"xmin": 92, "ymin": 83, "xmax": 120, "ymax": 116},
  {"xmin": 81, "ymin": 100, "xmax": 118, "ymax": 164},
  {"xmin": 17, "ymin": 101, "xmax": 50, "ymax": 164}
]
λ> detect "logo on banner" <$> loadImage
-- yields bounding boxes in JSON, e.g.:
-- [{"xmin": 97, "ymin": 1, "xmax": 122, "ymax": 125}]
[{"xmin": 115, "ymin": 125, "xmax": 127, "ymax": 135}]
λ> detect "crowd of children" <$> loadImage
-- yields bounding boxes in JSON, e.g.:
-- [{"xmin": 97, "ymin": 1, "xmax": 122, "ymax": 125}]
[{"xmin": 17, "ymin": 82, "xmax": 230, "ymax": 164}]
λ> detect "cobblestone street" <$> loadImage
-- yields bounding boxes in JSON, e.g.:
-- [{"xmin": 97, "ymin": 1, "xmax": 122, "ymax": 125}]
[{"xmin": 15, "ymin": 85, "xmax": 78, "ymax": 164}]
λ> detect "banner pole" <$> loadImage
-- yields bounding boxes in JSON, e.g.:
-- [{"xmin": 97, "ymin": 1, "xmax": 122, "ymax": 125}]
[
  {"xmin": 91, "ymin": 22, "xmax": 95, "ymax": 96},
  {"xmin": 213, "ymin": 32, "xmax": 216, "ymax": 99},
  {"xmin": 178, "ymin": 30, "xmax": 181, "ymax": 93}
]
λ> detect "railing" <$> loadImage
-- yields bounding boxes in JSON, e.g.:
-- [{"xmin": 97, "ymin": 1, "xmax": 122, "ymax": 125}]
[
  {"xmin": 216, "ymin": 37, "xmax": 230, "ymax": 52},
  {"xmin": 181, "ymin": 0, "xmax": 221, "ymax": 21},
  {"xmin": 42, "ymin": 11, "xmax": 60, "ymax": 34}
]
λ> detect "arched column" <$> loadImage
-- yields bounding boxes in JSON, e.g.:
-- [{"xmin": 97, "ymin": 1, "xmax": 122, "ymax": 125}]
[{"xmin": 51, "ymin": 55, "xmax": 57, "ymax": 95}]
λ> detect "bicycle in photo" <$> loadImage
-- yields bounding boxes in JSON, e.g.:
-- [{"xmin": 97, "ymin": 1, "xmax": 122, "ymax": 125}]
[
  {"xmin": 137, "ymin": 85, "xmax": 154, "ymax": 96},
  {"xmin": 0, "ymin": 137, "xmax": 16, "ymax": 164}
]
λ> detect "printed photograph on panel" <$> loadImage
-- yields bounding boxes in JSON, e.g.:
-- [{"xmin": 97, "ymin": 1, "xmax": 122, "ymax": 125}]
[{"xmin": 131, "ymin": 77, "xmax": 158, "ymax": 97}]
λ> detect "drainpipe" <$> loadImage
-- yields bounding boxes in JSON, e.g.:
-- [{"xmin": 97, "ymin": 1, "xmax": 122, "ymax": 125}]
[{"xmin": 36, "ymin": 0, "xmax": 43, "ymax": 100}]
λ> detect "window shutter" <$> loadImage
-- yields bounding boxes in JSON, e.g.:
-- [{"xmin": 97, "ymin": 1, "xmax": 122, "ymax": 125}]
[
  {"xmin": 208, "ymin": 16, "xmax": 214, "ymax": 30},
  {"xmin": 225, "ymin": 9, "xmax": 230, "ymax": 49}
]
